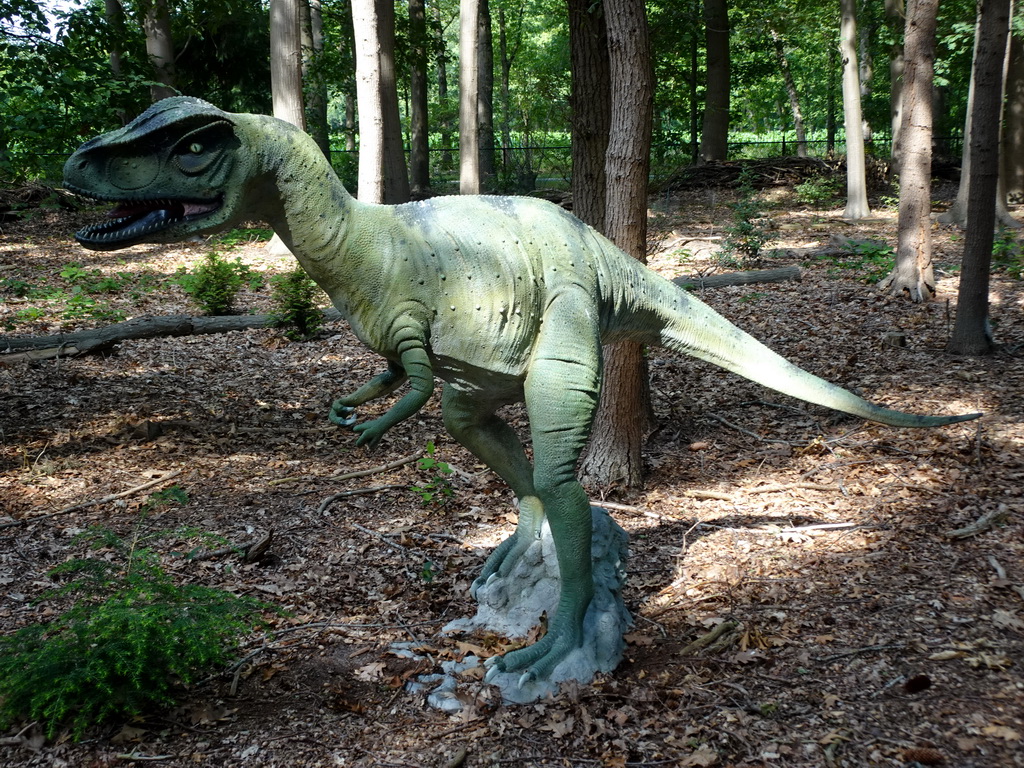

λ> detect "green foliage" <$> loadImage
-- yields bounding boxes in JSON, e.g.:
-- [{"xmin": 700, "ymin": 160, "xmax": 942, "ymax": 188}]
[
  {"xmin": 992, "ymin": 228, "xmax": 1023, "ymax": 279},
  {"xmin": 174, "ymin": 251, "xmax": 260, "ymax": 315},
  {"xmin": 411, "ymin": 441, "xmax": 454, "ymax": 508},
  {"xmin": 270, "ymin": 267, "xmax": 324, "ymax": 340},
  {"xmin": 720, "ymin": 168, "xmax": 774, "ymax": 266},
  {"xmin": 0, "ymin": 513, "xmax": 269, "ymax": 740},
  {"xmin": 211, "ymin": 227, "xmax": 274, "ymax": 248},
  {"xmin": 815, "ymin": 240, "xmax": 895, "ymax": 283},
  {"xmin": 793, "ymin": 175, "xmax": 841, "ymax": 207}
]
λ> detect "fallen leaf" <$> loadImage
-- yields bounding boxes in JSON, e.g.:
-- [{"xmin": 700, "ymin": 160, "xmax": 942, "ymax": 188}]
[
  {"xmin": 982, "ymin": 725, "xmax": 1021, "ymax": 741},
  {"xmin": 681, "ymin": 744, "xmax": 718, "ymax": 766}
]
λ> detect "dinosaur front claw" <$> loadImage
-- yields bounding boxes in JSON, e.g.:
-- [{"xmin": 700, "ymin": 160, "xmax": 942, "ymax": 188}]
[{"xmin": 329, "ymin": 401, "xmax": 358, "ymax": 427}]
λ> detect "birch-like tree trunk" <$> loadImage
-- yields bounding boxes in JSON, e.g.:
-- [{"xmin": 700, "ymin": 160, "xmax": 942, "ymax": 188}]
[
  {"xmin": 878, "ymin": 0, "xmax": 937, "ymax": 302},
  {"xmin": 700, "ymin": 0, "xmax": 730, "ymax": 163},
  {"xmin": 352, "ymin": 0, "xmax": 410, "ymax": 204},
  {"xmin": 840, "ymin": 0, "xmax": 870, "ymax": 219},
  {"xmin": 948, "ymin": 0, "xmax": 1013, "ymax": 355},
  {"xmin": 142, "ymin": 0, "xmax": 176, "ymax": 102},
  {"xmin": 771, "ymin": 28, "xmax": 807, "ymax": 157},
  {"xmin": 579, "ymin": 0, "xmax": 653, "ymax": 488},
  {"xmin": 270, "ymin": 0, "xmax": 305, "ymax": 129},
  {"xmin": 459, "ymin": 0, "xmax": 481, "ymax": 194}
]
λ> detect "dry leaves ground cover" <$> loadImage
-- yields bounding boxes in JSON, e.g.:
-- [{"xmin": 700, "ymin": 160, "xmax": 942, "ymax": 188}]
[{"xmin": 0, "ymin": 187, "xmax": 1022, "ymax": 768}]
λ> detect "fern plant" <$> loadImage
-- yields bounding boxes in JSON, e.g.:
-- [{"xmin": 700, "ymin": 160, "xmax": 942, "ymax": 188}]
[{"xmin": 0, "ymin": 520, "xmax": 270, "ymax": 740}]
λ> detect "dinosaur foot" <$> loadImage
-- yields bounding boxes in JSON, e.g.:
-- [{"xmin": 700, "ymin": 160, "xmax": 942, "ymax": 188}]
[
  {"xmin": 440, "ymin": 507, "xmax": 632, "ymax": 705},
  {"xmin": 328, "ymin": 401, "xmax": 358, "ymax": 428}
]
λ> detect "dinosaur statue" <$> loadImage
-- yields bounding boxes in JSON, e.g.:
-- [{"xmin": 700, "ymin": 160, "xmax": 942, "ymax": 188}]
[{"xmin": 64, "ymin": 97, "xmax": 980, "ymax": 688}]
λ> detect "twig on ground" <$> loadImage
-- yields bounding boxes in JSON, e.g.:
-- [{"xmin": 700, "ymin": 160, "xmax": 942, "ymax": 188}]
[
  {"xmin": 270, "ymin": 450, "xmax": 423, "ymax": 487},
  {"xmin": 679, "ymin": 620, "xmax": 740, "ymax": 657},
  {"xmin": 945, "ymin": 504, "xmax": 1010, "ymax": 539},
  {"xmin": 705, "ymin": 412, "xmax": 800, "ymax": 446},
  {"xmin": 746, "ymin": 481, "xmax": 837, "ymax": 495},
  {"xmin": 0, "ymin": 721, "xmax": 38, "ymax": 746},
  {"xmin": 681, "ymin": 488, "xmax": 736, "ymax": 502},
  {"xmin": 816, "ymin": 643, "xmax": 905, "ymax": 663},
  {"xmin": 187, "ymin": 530, "xmax": 274, "ymax": 563},
  {"xmin": 0, "ymin": 469, "xmax": 184, "ymax": 529},
  {"xmin": 350, "ymin": 520, "xmax": 422, "ymax": 556},
  {"xmin": 317, "ymin": 484, "xmax": 408, "ymax": 514}
]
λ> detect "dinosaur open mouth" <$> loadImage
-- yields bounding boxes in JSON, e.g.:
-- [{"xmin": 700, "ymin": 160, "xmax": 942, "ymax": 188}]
[{"xmin": 73, "ymin": 196, "xmax": 222, "ymax": 249}]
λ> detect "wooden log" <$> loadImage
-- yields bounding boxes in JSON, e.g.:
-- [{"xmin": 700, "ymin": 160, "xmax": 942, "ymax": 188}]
[{"xmin": 673, "ymin": 264, "xmax": 802, "ymax": 290}]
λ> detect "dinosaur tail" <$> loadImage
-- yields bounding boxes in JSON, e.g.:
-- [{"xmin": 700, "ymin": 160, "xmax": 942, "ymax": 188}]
[{"xmin": 639, "ymin": 272, "xmax": 980, "ymax": 428}]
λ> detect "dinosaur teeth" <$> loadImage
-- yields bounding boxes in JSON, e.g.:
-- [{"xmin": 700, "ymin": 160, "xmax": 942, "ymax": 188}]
[{"xmin": 74, "ymin": 196, "xmax": 222, "ymax": 250}]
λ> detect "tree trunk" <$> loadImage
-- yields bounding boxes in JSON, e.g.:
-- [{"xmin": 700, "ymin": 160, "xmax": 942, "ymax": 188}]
[
  {"xmin": 840, "ymin": 0, "xmax": 871, "ymax": 219},
  {"xmin": 435, "ymin": 3, "xmax": 454, "ymax": 170},
  {"xmin": 303, "ymin": 0, "xmax": 331, "ymax": 159},
  {"xmin": 771, "ymin": 28, "xmax": 807, "ymax": 157},
  {"xmin": 878, "ymin": 0, "xmax": 937, "ymax": 302},
  {"xmin": 477, "ymin": 0, "xmax": 496, "ymax": 189},
  {"xmin": 270, "ymin": 0, "xmax": 305, "ymax": 129},
  {"xmin": 579, "ymin": 0, "xmax": 653, "ymax": 489},
  {"xmin": 885, "ymin": 0, "xmax": 905, "ymax": 169},
  {"xmin": 938, "ymin": 5, "xmax": 1019, "ymax": 228},
  {"xmin": 408, "ymin": 0, "xmax": 430, "ymax": 194},
  {"xmin": 700, "ymin": 0, "xmax": 730, "ymax": 163},
  {"xmin": 827, "ymin": 43, "xmax": 838, "ymax": 154},
  {"xmin": 142, "ymin": 0, "xmax": 176, "ymax": 102},
  {"xmin": 857, "ymin": 0, "xmax": 876, "ymax": 140},
  {"xmin": 567, "ymin": 0, "xmax": 610, "ymax": 229},
  {"xmin": 948, "ymin": 0, "xmax": 1012, "ymax": 355},
  {"xmin": 352, "ymin": 0, "xmax": 410, "ymax": 204},
  {"xmin": 459, "ymin": 0, "xmax": 481, "ymax": 194},
  {"xmin": 1001, "ymin": 24, "xmax": 1024, "ymax": 201},
  {"xmin": 498, "ymin": 6, "xmax": 516, "ymax": 173}
]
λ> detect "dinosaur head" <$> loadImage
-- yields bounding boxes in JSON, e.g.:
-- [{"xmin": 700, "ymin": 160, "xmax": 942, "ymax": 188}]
[{"xmin": 64, "ymin": 97, "xmax": 255, "ymax": 250}]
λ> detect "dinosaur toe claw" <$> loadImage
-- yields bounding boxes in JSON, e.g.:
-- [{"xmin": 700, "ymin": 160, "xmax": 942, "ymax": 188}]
[{"xmin": 518, "ymin": 670, "xmax": 536, "ymax": 689}]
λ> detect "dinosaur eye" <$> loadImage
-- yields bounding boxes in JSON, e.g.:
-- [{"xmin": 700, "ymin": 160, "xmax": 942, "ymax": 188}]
[{"xmin": 189, "ymin": 142, "xmax": 203, "ymax": 154}]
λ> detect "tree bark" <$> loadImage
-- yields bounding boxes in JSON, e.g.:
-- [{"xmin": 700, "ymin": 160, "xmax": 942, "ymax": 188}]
[
  {"xmin": 408, "ymin": 0, "xmax": 430, "ymax": 194},
  {"xmin": 885, "ymin": 0, "xmax": 906, "ymax": 169},
  {"xmin": 303, "ymin": 0, "xmax": 331, "ymax": 159},
  {"xmin": 270, "ymin": 0, "xmax": 305, "ymax": 129},
  {"xmin": 459, "ymin": 0, "xmax": 481, "ymax": 194},
  {"xmin": 477, "ymin": 0, "xmax": 496, "ymax": 189},
  {"xmin": 1001, "ymin": 22, "xmax": 1024, "ymax": 201},
  {"xmin": 938, "ymin": 4, "xmax": 1019, "ymax": 229},
  {"xmin": 142, "ymin": 0, "xmax": 176, "ymax": 102},
  {"xmin": 579, "ymin": 0, "xmax": 653, "ymax": 489},
  {"xmin": 771, "ymin": 28, "xmax": 807, "ymax": 157},
  {"xmin": 567, "ymin": 0, "xmax": 610, "ymax": 229},
  {"xmin": 878, "ymin": 0, "xmax": 937, "ymax": 302},
  {"xmin": 948, "ymin": 0, "xmax": 1012, "ymax": 355},
  {"xmin": 434, "ymin": 3, "xmax": 454, "ymax": 170},
  {"xmin": 840, "ymin": 0, "xmax": 871, "ymax": 219},
  {"xmin": 352, "ymin": 0, "xmax": 410, "ymax": 204},
  {"xmin": 700, "ymin": 0, "xmax": 730, "ymax": 163}
]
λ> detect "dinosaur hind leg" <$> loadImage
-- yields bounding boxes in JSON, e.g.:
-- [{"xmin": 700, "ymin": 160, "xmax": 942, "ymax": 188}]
[
  {"xmin": 440, "ymin": 385, "xmax": 543, "ymax": 594},
  {"xmin": 486, "ymin": 293, "xmax": 602, "ymax": 683}
]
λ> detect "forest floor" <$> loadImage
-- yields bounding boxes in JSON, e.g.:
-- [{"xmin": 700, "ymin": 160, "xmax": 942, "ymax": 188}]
[{"xmin": 0, "ymin": 181, "xmax": 1022, "ymax": 768}]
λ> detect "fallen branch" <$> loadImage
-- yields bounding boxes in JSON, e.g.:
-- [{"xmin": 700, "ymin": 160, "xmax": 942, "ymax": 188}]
[
  {"xmin": 0, "ymin": 469, "xmax": 183, "ymax": 529},
  {"xmin": 679, "ymin": 620, "xmax": 740, "ymax": 657},
  {"xmin": 0, "ymin": 308, "xmax": 344, "ymax": 362},
  {"xmin": 945, "ymin": 504, "xmax": 1010, "ymax": 539},
  {"xmin": 187, "ymin": 529, "xmax": 274, "ymax": 563},
  {"xmin": 674, "ymin": 265, "xmax": 802, "ymax": 291}
]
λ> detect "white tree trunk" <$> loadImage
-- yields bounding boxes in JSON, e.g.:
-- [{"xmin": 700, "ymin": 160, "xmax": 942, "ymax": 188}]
[
  {"xmin": 840, "ymin": 0, "xmax": 871, "ymax": 219},
  {"xmin": 270, "ymin": 0, "xmax": 305, "ymax": 128},
  {"xmin": 142, "ymin": 0, "xmax": 176, "ymax": 102},
  {"xmin": 459, "ymin": 0, "xmax": 481, "ymax": 194}
]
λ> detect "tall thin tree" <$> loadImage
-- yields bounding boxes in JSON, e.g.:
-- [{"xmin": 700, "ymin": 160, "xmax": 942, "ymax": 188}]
[
  {"xmin": 270, "ymin": 0, "xmax": 305, "ymax": 129},
  {"xmin": 948, "ymin": 0, "xmax": 1013, "ymax": 355},
  {"xmin": 352, "ymin": 0, "xmax": 410, "ymax": 204},
  {"xmin": 142, "ymin": 0, "xmax": 176, "ymax": 102},
  {"xmin": 408, "ymin": 0, "xmax": 430, "ymax": 194},
  {"xmin": 878, "ymin": 0, "xmax": 938, "ymax": 301},
  {"xmin": 840, "ymin": 0, "xmax": 870, "ymax": 219},
  {"xmin": 700, "ymin": 0, "xmax": 730, "ymax": 163},
  {"xmin": 459, "ymin": 0, "xmax": 481, "ymax": 194},
  {"xmin": 579, "ymin": 0, "xmax": 654, "ymax": 488}
]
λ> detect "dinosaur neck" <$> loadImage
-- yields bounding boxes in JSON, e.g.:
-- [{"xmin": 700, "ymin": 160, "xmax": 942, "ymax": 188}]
[{"xmin": 249, "ymin": 117, "xmax": 356, "ymax": 273}]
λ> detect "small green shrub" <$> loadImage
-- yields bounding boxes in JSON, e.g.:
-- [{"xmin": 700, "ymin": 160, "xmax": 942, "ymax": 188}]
[
  {"xmin": 174, "ymin": 251, "xmax": 260, "ymax": 315},
  {"xmin": 814, "ymin": 239, "xmax": 894, "ymax": 283},
  {"xmin": 411, "ymin": 441, "xmax": 454, "ymax": 508},
  {"xmin": 270, "ymin": 267, "xmax": 324, "ymax": 340},
  {"xmin": 794, "ymin": 175, "xmax": 841, "ymax": 207},
  {"xmin": 992, "ymin": 227, "xmax": 1023, "ymax": 279},
  {"xmin": 0, "ymin": 515, "xmax": 269, "ymax": 740},
  {"xmin": 212, "ymin": 227, "xmax": 274, "ymax": 248},
  {"xmin": 720, "ymin": 168, "xmax": 774, "ymax": 265}
]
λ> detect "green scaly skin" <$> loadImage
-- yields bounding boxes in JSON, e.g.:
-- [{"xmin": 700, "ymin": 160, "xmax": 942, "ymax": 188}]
[{"xmin": 64, "ymin": 98, "xmax": 981, "ymax": 687}]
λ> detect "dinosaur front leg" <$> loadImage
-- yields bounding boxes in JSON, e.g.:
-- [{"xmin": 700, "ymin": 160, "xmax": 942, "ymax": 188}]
[
  {"xmin": 484, "ymin": 295, "xmax": 602, "ymax": 685},
  {"xmin": 329, "ymin": 361, "xmax": 407, "ymax": 427},
  {"xmin": 439, "ymin": 385, "xmax": 544, "ymax": 596}
]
